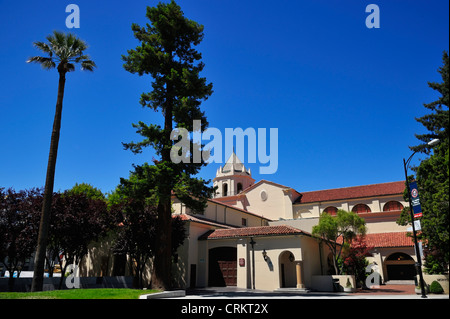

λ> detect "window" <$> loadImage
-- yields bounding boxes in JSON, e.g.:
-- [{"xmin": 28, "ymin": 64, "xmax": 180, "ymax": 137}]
[
  {"xmin": 223, "ymin": 183, "xmax": 228, "ymax": 197},
  {"xmin": 352, "ymin": 204, "xmax": 371, "ymax": 213},
  {"xmin": 383, "ymin": 201, "xmax": 404, "ymax": 212},
  {"xmin": 242, "ymin": 218, "xmax": 247, "ymax": 226},
  {"xmin": 323, "ymin": 206, "xmax": 338, "ymax": 216},
  {"xmin": 237, "ymin": 183, "xmax": 243, "ymax": 194}
]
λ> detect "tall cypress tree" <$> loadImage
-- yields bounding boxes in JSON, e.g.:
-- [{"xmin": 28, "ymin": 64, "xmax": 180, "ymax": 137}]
[
  {"xmin": 407, "ymin": 52, "xmax": 449, "ymax": 273},
  {"xmin": 411, "ymin": 51, "xmax": 449, "ymax": 154},
  {"xmin": 122, "ymin": 1, "xmax": 213, "ymax": 290}
]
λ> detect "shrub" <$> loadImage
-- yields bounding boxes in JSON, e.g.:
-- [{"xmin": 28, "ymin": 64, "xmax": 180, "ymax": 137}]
[{"xmin": 429, "ymin": 280, "xmax": 444, "ymax": 294}]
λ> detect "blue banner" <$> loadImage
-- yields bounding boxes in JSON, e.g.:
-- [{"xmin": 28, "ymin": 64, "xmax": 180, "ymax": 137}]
[{"xmin": 409, "ymin": 181, "xmax": 422, "ymax": 218}]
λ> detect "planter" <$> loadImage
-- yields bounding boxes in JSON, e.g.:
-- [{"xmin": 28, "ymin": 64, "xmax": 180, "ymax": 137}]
[
  {"xmin": 343, "ymin": 287, "xmax": 354, "ymax": 293},
  {"xmin": 415, "ymin": 286, "xmax": 428, "ymax": 295},
  {"xmin": 343, "ymin": 277, "xmax": 354, "ymax": 293},
  {"xmin": 419, "ymin": 274, "xmax": 449, "ymax": 294}
]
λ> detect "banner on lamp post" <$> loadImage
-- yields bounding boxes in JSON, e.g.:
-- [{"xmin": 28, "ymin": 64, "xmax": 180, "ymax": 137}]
[{"xmin": 409, "ymin": 181, "xmax": 422, "ymax": 218}]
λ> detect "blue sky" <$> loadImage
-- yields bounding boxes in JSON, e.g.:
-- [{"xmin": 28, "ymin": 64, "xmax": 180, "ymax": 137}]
[{"xmin": 1, "ymin": 0, "xmax": 448, "ymax": 195}]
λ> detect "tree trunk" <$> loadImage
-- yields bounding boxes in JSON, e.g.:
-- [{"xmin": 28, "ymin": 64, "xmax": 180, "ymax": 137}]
[
  {"xmin": 151, "ymin": 80, "xmax": 173, "ymax": 291},
  {"xmin": 151, "ymin": 200, "xmax": 173, "ymax": 290},
  {"xmin": 31, "ymin": 70, "xmax": 66, "ymax": 292},
  {"xmin": 8, "ymin": 276, "xmax": 15, "ymax": 292}
]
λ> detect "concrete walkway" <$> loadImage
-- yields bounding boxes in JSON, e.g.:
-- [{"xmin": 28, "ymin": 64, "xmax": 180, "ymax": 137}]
[{"xmin": 177, "ymin": 285, "xmax": 449, "ymax": 299}]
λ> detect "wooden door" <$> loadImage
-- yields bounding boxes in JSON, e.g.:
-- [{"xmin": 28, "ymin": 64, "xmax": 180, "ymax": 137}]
[{"xmin": 218, "ymin": 261, "xmax": 237, "ymax": 286}]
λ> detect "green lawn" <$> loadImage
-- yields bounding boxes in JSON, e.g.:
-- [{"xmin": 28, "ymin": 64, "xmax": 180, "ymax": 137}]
[{"xmin": 0, "ymin": 288, "xmax": 159, "ymax": 299}]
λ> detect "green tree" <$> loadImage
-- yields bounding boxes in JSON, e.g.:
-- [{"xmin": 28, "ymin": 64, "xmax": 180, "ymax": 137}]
[
  {"xmin": 27, "ymin": 31, "xmax": 96, "ymax": 291},
  {"xmin": 411, "ymin": 51, "xmax": 449, "ymax": 154},
  {"xmin": 48, "ymin": 192, "xmax": 114, "ymax": 289},
  {"xmin": 66, "ymin": 183, "xmax": 106, "ymax": 201},
  {"xmin": 405, "ymin": 52, "xmax": 449, "ymax": 273},
  {"xmin": 122, "ymin": 1, "xmax": 213, "ymax": 290},
  {"xmin": 312, "ymin": 210, "xmax": 366, "ymax": 275},
  {"xmin": 110, "ymin": 166, "xmax": 188, "ymax": 288}
]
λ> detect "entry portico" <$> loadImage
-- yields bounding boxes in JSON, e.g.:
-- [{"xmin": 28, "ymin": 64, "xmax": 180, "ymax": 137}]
[{"xmin": 196, "ymin": 225, "xmax": 326, "ymax": 291}]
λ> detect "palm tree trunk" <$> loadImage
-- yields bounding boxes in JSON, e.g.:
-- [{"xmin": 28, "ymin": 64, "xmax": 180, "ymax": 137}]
[{"xmin": 31, "ymin": 70, "xmax": 66, "ymax": 292}]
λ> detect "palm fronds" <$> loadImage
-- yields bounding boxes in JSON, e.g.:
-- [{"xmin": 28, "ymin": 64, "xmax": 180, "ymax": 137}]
[{"xmin": 27, "ymin": 31, "xmax": 96, "ymax": 73}]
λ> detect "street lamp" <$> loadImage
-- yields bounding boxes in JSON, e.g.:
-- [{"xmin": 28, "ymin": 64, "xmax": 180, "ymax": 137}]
[{"xmin": 403, "ymin": 138, "xmax": 440, "ymax": 299}]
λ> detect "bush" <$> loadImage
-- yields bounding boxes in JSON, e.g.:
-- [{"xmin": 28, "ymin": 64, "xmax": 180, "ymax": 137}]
[{"xmin": 429, "ymin": 280, "xmax": 444, "ymax": 294}]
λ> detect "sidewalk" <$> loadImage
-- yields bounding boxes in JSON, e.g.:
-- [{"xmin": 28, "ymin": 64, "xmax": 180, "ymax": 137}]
[
  {"xmin": 180, "ymin": 286, "xmax": 449, "ymax": 299},
  {"xmin": 354, "ymin": 284, "xmax": 415, "ymax": 295}
]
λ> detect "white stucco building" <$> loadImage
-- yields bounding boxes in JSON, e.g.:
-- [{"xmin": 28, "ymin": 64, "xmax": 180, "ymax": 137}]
[{"xmin": 170, "ymin": 152, "xmax": 415, "ymax": 291}]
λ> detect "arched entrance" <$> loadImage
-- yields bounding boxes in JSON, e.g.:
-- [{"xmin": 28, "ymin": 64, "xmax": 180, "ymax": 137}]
[
  {"xmin": 208, "ymin": 247, "xmax": 237, "ymax": 286},
  {"xmin": 279, "ymin": 251, "xmax": 296, "ymax": 288},
  {"xmin": 385, "ymin": 252, "xmax": 416, "ymax": 280}
]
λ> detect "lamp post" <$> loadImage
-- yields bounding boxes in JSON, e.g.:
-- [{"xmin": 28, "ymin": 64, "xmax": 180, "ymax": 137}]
[
  {"xmin": 403, "ymin": 138, "xmax": 439, "ymax": 299},
  {"xmin": 249, "ymin": 237, "xmax": 256, "ymax": 289}
]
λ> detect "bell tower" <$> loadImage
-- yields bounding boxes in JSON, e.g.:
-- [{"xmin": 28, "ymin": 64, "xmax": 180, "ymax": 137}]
[{"xmin": 213, "ymin": 151, "xmax": 255, "ymax": 198}]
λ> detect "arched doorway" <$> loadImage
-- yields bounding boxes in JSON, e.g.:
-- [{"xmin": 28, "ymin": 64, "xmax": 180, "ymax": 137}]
[
  {"xmin": 208, "ymin": 247, "xmax": 237, "ymax": 286},
  {"xmin": 385, "ymin": 252, "xmax": 416, "ymax": 280},
  {"xmin": 279, "ymin": 251, "xmax": 296, "ymax": 288}
]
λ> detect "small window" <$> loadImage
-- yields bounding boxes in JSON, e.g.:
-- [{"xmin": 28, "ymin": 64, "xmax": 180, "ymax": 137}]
[
  {"xmin": 323, "ymin": 206, "xmax": 338, "ymax": 216},
  {"xmin": 223, "ymin": 183, "xmax": 228, "ymax": 197},
  {"xmin": 237, "ymin": 183, "xmax": 243, "ymax": 194},
  {"xmin": 242, "ymin": 218, "xmax": 247, "ymax": 226},
  {"xmin": 383, "ymin": 201, "xmax": 404, "ymax": 212},
  {"xmin": 352, "ymin": 204, "xmax": 371, "ymax": 213}
]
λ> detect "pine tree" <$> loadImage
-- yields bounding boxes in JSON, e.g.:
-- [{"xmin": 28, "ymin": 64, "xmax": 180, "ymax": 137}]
[
  {"xmin": 122, "ymin": 1, "xmax": 213, "ymax": 290},
  {"xmin": 411, "ymin": 51, "xmax": 449, "ymax": 154},
  {"xmin": 411, "ymin": 52, "xmax": 449, "ymax": 273}
]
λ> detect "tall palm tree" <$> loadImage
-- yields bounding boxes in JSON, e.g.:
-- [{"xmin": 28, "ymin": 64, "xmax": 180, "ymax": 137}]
[{"xmin": 27, "ymin": 31, "xmax": 96, "ymax": 292}]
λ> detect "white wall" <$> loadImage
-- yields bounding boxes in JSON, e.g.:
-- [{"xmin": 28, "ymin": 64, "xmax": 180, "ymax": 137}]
[{"xmin": 244, "ymin": 182, "xmax": 293, "ymax": 220}]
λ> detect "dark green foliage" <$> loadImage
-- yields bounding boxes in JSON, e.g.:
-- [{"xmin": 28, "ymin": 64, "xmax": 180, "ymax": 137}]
[
  {"xmin": 411, "ymin": 51, "xmax": 449, "ymax": 155},
  {"xmin": 429, "ymin": 280, "xmax": 444, "ymax": 294},
  {"xmin": 66, "ymin": 183, "xmax": 106, "ymax": 201},
  {"xmin": 110, "ymin": 170, "xmax": 188, "ymax": 288},
  {"xmin": 399, "ymin": 52, "xmax": 449, "ymax": 274},
  {"xmin": 121, "ymin": 1, "xmax": 213, "ymax": 290}
]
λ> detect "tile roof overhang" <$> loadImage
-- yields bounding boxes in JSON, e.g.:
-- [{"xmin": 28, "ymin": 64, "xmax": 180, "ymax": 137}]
[
  {"xmin": 337, "ymin": 232, "xmax": 414, "ymax": 248},
  {"xmin": 172, "ymin": 195, "xmax": 271, "ymax": 221},
  {"xmin": 198, "ymin": 225, "xmax": 310, "ymax": 240},
  {"xmin": 365, "ymin": 232, "xmax": 414, "ymax": 248},
  {"xmin": 173, "ymin": 213, "xmax": 234, "ymax": 229}
]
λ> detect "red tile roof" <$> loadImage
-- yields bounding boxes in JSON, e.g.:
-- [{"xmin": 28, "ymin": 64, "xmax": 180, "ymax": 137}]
[
  {"xmin": 298, "ymin": 181, "xmax": 405, "ymax": 204},
  {"xmin": 365, "ymin": 232, "xmax": 414, "ymax": 248},
  {"xmin": 337, "ymin": 232, "xmax": 414, "ymax": 248},
  {"xmin": 198, "ymin": 225, "xmax": 308, "ymax": 240}
]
